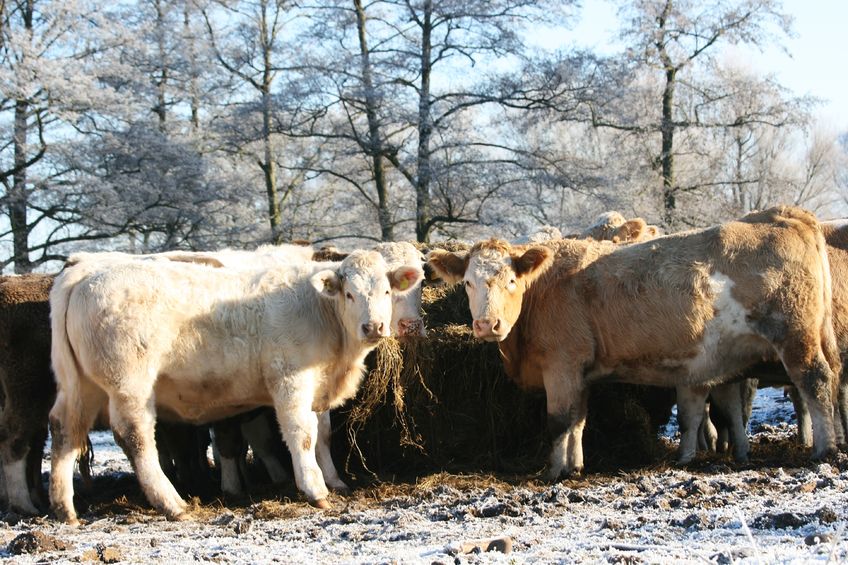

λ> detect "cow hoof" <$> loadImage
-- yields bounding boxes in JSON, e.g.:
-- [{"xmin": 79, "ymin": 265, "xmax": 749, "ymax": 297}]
[
  {"xmin": 167, "ymin": 511, "xmax": 191, "ymax": 522},
  {"xmin": 811, "ymin": 446, "xmax": 837, "ymax": 461},
  {"xmin": 675, "ymin": 454, "xmax": 695, "ymax": 466},
  {"xmin": 52, "ymin": 507, "xmax": 79, "ymax": 526},
  {"xmin": 544, "ymin": 467, "xmax": 582, "ymax": 482},
  {"xmin": 732, "ymin": 452, "xmax": 750, "ymax": 464},
  {"xmin": 11, "ymin": 503, "xmax": 40, "ymax": 517},
  {"xmin": 311, "ymin": 498, "xmax": 332, "ymax": 510},
  {"xmin": 329, "ymin": 484, "xmax": 351, "ymax": 496}
]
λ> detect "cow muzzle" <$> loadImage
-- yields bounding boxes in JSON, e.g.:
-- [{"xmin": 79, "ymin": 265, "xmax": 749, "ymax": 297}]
[
  {"xmin": 472, "ymin": 317, "xmax": 508, "ymax": 341},
  {"xmin": 397, "ymin": 317, "xmax": 426, "ymax": 338},
  {"xmin": 361, "ymin": 321, "xmax": 387, "ymax": 342}
]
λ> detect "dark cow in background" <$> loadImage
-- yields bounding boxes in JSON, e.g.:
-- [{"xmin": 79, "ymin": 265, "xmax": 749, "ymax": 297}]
[
  {"xmin": 0, "ymin": 274, "xmax": 55, "ymax": 515},
  {"xmin": 429, "ymin": 206, "xmax": 841, "ymax": 479}
]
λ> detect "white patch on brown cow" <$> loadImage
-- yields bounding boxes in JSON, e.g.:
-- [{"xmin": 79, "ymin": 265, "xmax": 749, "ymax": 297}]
[{"xmin": 680, "ymin": 272, "xmax": 751, "ymax": 378}]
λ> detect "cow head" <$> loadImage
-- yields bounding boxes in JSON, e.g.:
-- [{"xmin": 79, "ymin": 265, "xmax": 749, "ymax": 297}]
[
  {"xmin": 310, "ymin": 250, "xmax": 424, "ymax": 344},
  {"xmin": 428, "ymin": 239, "xmax": 552, "ymax": 342},
  {"xmin": 580, "ymin": 211, "xmax": 661, "ymax": 244},
  {"xmin": 374, "ymin": 242, "xmax": 427, "ymax": 338}
]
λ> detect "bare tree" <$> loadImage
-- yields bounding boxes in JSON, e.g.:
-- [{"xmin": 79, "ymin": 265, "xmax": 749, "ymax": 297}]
[
  {"xmin": 200, "ymin": 0, "xmax": 303, "ymax": 244},
  {"xmin": 589, "ymin": 0, "xmax": 794, "ymax": 228},
  {"xmin": 0, "ymin": 0, "xmax": 131, "ymax": 272}
]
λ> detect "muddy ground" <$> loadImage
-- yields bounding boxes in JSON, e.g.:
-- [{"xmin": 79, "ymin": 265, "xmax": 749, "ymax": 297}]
[{"xmin": 1, "ymin": 393, "xmax": 848, "ymax": 564}]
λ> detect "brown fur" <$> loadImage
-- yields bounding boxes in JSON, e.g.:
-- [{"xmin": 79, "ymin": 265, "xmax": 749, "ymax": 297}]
[
  {"xmin": 429, "ymin": 206, "xmax": 841, "ymax": 476},
  {"xmin": 0, "ymin": 274, "xmax": 56, "ymax": 513}
]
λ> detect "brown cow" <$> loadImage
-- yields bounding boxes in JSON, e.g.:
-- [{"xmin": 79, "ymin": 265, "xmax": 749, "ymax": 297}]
[
  {"xmin": 428, "ymin": 206, "xmax": 840, "ymax": 479},
  {"xmin": 0, "ymin": 274, "xmax": 55, "ymax": 514},
  {"xmin": 702, "ymin": 218, "xmax": 848, "ymax": 455}
]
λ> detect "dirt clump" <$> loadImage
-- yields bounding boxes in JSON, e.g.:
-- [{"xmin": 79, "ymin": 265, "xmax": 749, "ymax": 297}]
[{"xmin": 7, "ymin": 530, "xmax": 70, "ymax": 555}]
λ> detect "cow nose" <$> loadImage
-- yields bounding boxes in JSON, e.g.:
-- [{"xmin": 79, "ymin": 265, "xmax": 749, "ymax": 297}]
[
  {"xmin": 362, "ymin": 322, "xmax": 385, "ymax": 339},
  {"xmin": 473, "ymin": 318, "xmax": 503, "ymax": 338}
]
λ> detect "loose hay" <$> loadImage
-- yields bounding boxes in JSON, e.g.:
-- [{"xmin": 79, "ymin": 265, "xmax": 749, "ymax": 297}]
[{"xmin": 337, "ymin": 255, "xmax": 675, "ymax": 482}]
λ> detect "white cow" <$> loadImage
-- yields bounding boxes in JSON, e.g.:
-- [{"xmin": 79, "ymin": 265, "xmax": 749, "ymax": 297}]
[
  {"xmin": 66, "ymin": 242, "xmax": 429, "ymax": 498},
  {"xmin": 48, "ymin": 250, "xmax": 423, "ymax": 523},
  {"xmin": 373, "ymin": 242, "xmax": 427, "ymax": 338}
]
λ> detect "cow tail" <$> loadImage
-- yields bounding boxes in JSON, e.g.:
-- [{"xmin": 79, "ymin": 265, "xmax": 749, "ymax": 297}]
[{"xmin": 49, "ymin": 270, "xmax": 94, "ymax": 466}]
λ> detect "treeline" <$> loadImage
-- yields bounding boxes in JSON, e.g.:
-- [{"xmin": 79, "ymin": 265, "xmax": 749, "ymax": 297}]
[{"xmin": 1, "ymin": 0, "xmax": 846, "ymax": 272}]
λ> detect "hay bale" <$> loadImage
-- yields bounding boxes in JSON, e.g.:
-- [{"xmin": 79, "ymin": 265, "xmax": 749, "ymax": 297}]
[{"xmin": 336, "ymin": 267, "xmax": 674, "ymax": 480}]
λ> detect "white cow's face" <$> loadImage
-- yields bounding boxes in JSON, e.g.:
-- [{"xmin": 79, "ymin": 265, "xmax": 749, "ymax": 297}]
[
  {"xmin": 375, "ymin": 242, "xmax": 426, "ymax": 337},
  {"xmin": 311, "ymin": 250, "xmax": 424, "ymax": 344},
  {"xmin": 428, "ymin": 241, "xmax": 552, "ymax": 343}
]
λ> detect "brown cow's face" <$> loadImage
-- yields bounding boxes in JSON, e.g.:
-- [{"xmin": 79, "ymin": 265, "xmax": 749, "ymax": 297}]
[
  {"xmin": 464, "ymin": 248, "xmax": 524, "ymax": 341},
  {"xmin": 428, "ymin": 241, "xmax": 552, "ymax": 342}
]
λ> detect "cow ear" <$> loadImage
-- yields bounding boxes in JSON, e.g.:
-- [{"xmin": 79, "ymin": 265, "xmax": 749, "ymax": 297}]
[
  {"xmin": 310, "ymin": 269, "xmax": 342, "ymax": 299},
  {"xmin": 512, "ymin": 247, "xmax": 552, "ymax": 281},
  {"xmin": 612, "ymin": 218, "xmax": 647, "ymax": 243},
  {"xmin": 426, "ymin": 250, "xmax": 468, "ymax": 284},
  {"xmin": 389, "ymin": 266, "xmax": 424, "ymax": 294}
]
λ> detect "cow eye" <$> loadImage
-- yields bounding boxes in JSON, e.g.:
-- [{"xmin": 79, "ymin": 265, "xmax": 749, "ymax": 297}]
[
  {"xmin": 464, "ymin": 280, "xmax": 472, "ymax": 288},
  {"xmin": 345, "ymin": 292, "xmax": 354, "ymax": 301},
  {"xmin": 385, "ymin": 289, "xmax": 390, "ymax": 295}
]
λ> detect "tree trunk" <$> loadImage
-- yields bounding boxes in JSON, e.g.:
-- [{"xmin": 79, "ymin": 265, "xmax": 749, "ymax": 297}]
[
  {"xmin": 260, "ymin": 1, "xmax": 282, "ymax": 244},
  {"xmin": 414, "ymin": 0, "xmax": 433, "ymax": 243},
  {"xmin": 9, "ymin": 0, "xmax": 34, "ymax": 273},
  {"xmin": 184, "ymin": 4, "xmax": 200, "ymax": 130},
  {"xmin": 10, "ymin": 98, "xmax": 32, "ymax": 273},
  {"xmin": 660, "ymin": 66, "xmax": 676, "ymax": 228},
  {"xmin": 354, "ymin": 0, "xmax": 393, "ymax": 241},
  {"xmin": 154, "ymin": 0, "xmax": 168, "ymax": 129}
]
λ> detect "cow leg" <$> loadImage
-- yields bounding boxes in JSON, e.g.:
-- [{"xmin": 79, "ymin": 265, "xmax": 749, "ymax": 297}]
[
  {"xmin": 782, "ymin": 350, "xmax": 836, "ymax": 458},
  {"xmin": 49, "ymin": 379, "xmax": 106, "ymax": 525},
  {"xmin": 709, "ymin": 382, "xmax": 750, "ymax": 462},
  {"xmin": 212, "ymin": 418, "xmax": 246, "ymax": 496},
  {"xmin": 271, "ymin": 381, "xmax": 328, "ymax": 507},
  {"xmin": 544, "ymin": 374, "xmax": 588, "ymax": 481},
  {"xmin": 315, "ymin": 411, "xmax": 348, "ymax": 494},
  {"xmin": 676, "ymin": 385, "xmax": 710, "ymax": 465},
  {"xmin": 787, "ymin": 386, "xmax": 813, "ymax": 447},
  {"xmin": 697, "ymin": 404, "xmax": 718, "ymax": 452},
  {"xmin": 27, "ymin": 427, "xmax": 48, "ymax": 510},
  {"xmin": 1, "ymin": 450, "xmax": 38, "ymax": 515},
  {"xmin": 0, "ymin": 419, "xmax": 37, "ymax": 515},
  {"xmin": 837, "ymin": 379, "xmax": 848, "ymax": 446},
  {"xmin": 108, "ymin": 395, "xmax": 188, "ymax": 520},
  {"xmin": 154, "ymin": 422, "xmax": 178, "ymax": 485},
  {"xmin": 241, "ymin": 411, "xmax": 290, "ymax": 485},
  {"xmin": 0, "ymin": 458, "xmax": 6, "ymax": 510}
]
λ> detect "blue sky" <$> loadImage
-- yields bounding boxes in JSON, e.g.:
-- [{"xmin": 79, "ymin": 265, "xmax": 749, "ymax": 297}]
[{"xmin": 532, "ymin": 0, "xmax": 848, "ymax": 130}]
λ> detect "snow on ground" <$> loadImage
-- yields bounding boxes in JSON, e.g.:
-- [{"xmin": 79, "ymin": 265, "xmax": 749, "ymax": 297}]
[{"xmin": 1, "ymin": 389, "xmax": 847, "ymax": 564}]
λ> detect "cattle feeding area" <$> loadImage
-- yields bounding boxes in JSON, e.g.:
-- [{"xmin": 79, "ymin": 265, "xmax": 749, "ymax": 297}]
[
  {"xmin": 2, "ymin": 399, "xmax": 848, "ymax": 563},
  {"xmin": 2, "ymin": 208, "xmax": 848, "ymax": 562}
]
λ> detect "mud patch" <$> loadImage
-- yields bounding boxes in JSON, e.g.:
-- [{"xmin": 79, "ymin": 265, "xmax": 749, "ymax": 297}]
[{"xmin": 7, "ymin": 531, "xmax": 70, "ymax": 555}]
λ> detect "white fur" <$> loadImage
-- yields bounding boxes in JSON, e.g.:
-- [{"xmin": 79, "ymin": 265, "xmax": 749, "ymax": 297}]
[
  {"xmin": 682, "ymin": 273, "xmax": 751, "ymax": 378},
  {"xmin": 48, "ymin": 250, "xmax": 422, "ymax": 522},
  {"xmin": 4, "ymin": 457, "xmax": 38, "ymax": 515},
  {"xmin": 374, "ymin": 242, "xmax": 426, "ymax": 337}
]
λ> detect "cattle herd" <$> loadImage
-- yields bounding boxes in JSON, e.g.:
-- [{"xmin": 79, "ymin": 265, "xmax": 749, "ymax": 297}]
[{"xmin": 0, "ymin": 205, "xmax": 846, "ymax": 528}]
